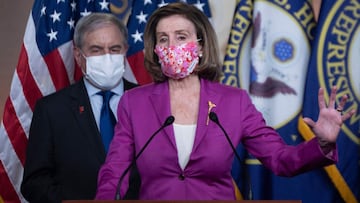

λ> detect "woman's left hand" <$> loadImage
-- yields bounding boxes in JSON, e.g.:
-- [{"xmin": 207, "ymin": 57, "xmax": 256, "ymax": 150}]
[{"xmin": 303, "ymin": 86, "xmax": 356, "ymax": 143}]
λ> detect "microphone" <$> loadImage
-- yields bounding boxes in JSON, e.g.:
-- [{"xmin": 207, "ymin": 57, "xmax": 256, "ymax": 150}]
[
  {"xmin": 114, "ymin": 115, "xmax": 175, "ymax": 200},
  {"xmin": 208, "ymin": 111, "xmax": 253, "ymax": 200}
]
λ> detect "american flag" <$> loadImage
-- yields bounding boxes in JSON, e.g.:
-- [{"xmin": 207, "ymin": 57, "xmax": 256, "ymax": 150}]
[
  {"xmin": 126, "ymin": 0, "xmax": 212, "ymax": 85},
  {"xmin": 0, "ymin": 0, "xmax": 113, "ymax": 202},
  {"xmin": 0, "ymin": 0, "xmax": 211, "ymax": 202}
]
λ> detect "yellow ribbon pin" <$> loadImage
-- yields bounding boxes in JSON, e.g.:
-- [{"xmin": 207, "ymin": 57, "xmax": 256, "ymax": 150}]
[{"xmin": 207, "ymin": 101, "xmax": 216, "ymax": 125}]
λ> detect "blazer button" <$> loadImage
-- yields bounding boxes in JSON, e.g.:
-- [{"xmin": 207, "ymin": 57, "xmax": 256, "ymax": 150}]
[{"xmin": 178, "ymin": 174, "xmax": 185, "ymax": 181}]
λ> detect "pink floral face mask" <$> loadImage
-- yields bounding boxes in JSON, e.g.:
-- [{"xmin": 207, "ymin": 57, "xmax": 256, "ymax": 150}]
[{"xmin": 154, "ymin": 41, "xmax": 199, "ymax": 79}]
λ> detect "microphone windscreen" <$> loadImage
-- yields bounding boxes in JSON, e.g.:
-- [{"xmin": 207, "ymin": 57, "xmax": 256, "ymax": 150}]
[
  {"xmin": 164, "ymin": 116, "xmax": 175, "ymax": 126},
  {"xmin": 209, "ymin": 112, "xmax": 219, "ymax": 123}
]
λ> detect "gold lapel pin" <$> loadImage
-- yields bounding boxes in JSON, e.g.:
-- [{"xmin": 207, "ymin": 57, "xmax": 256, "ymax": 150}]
[{"xmin": 207, "ymin": 101, "xmax": 216, "ymax": 125}]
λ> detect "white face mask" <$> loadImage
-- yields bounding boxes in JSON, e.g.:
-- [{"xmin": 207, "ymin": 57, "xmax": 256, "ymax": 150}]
[{"xmin": 83, "ymin": 54, "xmax": 125, "ymax": 90}]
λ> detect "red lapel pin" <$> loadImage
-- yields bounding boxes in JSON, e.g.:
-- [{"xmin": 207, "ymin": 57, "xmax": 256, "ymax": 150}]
[{"xmin": 79, "ymin": 106, "xmax": 84, "ymax": 113}]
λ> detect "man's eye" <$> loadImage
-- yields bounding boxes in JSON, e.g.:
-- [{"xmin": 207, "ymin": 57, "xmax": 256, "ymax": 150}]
[
  {"xmin": 111, "ymin": 48, "xmax": 122, "ymax": 53},
  {"xmin": 91, "ymin": 49, "xmax": 101, "ymax": 54}
]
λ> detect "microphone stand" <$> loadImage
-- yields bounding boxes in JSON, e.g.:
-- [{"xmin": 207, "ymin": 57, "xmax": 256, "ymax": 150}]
[
  {"xmin": 209, "ymin": 111, "xmax": 253, "ymax": 200},
  {"xmin": 114, "ymin": 116, "xmax": 175, "ymax": 200}
]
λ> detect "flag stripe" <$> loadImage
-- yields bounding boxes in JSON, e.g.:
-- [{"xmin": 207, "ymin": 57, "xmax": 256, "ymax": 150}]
[
  {"xmin": 298, "ymin": 117, "xmax": 357, "ymax": 203},
  {"xmin": 58, "ymin": 42, "xmax": 77, "ymax": 84},
  {"xmin": 0, "ymin": 161, "xmax": 21, "ymax": 203},
  {"xmin": 127, "ymin": 52, "xmax": 152, "ymax": 85},
  {"xmin": 123, "ymin": 59, "xmax": 138, "ymax": 84},
  {"xmin": 24, "ymin": 14, "xmax": 56, "ymax": 97},
  {"xmin": 0, "ymin": 72, "xmax": 33, "ymax": 200},
  {"xmin": 2, "ymin": 98, "xmax": 28, "ymax": 165},
  {"xmin": 0, "ymin": 120, "xmax": 26, "ymax": 202},
  {"xmin": 10, "ymin": 72, "xmax": 33, "ymax": 138},
  {"xmin": 43, "ymin": 50, "xmax": 71, "ymax": 91},
  {"xmin": 73, "ymin": 63, "xmax": 83, "ymax": 82},
  {"xmin": 16, "ymin": 45, "xmax": 43, "ymax": 111}
]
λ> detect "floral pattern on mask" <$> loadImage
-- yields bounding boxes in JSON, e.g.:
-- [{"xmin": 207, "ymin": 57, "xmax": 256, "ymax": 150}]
[{"xmin": 154, "ymin": 41, "xmax": 199, "ymax": 79}]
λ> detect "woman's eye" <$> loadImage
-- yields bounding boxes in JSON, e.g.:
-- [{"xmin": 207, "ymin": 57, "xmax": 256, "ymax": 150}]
[
  {"xmin": 177, "ymin": 36, "xmax": 187, "ymax": 41},
  {"xmin": 158, "ymin": 38, "xmax": 168, "ymax": 43}
]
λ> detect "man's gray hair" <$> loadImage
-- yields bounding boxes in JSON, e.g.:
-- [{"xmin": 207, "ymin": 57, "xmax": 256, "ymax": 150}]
[{"xmin": 73, "ymin": 13, "xmax": 128, "ymax": 48}]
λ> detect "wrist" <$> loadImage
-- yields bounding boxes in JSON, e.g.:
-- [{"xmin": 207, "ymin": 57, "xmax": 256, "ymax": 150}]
[{"xmin": 317, "ymin": 138, "xmax": 336, "ymax": 154}]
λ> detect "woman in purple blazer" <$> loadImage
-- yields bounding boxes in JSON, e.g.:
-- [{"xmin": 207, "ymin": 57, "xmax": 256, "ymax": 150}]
[{"xmin": 96, "ymin": 2, "xmax": 355, "ymax": 200}]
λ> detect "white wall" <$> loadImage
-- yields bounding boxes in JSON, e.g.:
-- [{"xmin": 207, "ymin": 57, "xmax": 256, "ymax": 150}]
[{"xmin": 0, "ymin": 1, "xmax": 33, "ymax": 120}]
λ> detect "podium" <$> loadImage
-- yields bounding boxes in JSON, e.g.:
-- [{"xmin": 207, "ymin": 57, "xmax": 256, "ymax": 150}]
[{"xmin": 63, "ymin": 201, "xmax": 301, "ymax": 203}]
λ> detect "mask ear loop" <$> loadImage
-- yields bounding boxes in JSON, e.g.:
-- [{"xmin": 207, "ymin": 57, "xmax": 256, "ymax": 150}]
[
  {"xmin": 78, "ymin": 49, "xmax": 88, "ymax": 60},
  {"xmin": 76, "ymin": 49, "xmax": 88, "ymax": 75}
]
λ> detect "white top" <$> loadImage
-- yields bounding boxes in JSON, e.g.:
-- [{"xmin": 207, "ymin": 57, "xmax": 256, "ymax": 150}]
[{"xmin": 173, "ymin": 123, "xmax": 197, "ymax": 170}]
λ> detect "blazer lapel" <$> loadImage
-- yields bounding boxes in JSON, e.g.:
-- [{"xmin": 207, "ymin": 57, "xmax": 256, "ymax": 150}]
[
  {"xmin": 148, "ymin": 80, "xmax": 222, "ymax": 152},
  {"xmin": 192, "ymin": 79, "xmax": 221, "ymax": 152},
  {"xmin": 149, "ymin": 82, "xmax": 177, "ymax": 149},
  {"xmin": 70, "ymin": 80, "xmax": 106, "ymax": 161}
]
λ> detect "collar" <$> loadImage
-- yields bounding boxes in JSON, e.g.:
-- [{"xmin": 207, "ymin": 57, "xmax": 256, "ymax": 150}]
[{"xmin": 83, "ymin": 78, "xmax": 124, "ymax": 96}]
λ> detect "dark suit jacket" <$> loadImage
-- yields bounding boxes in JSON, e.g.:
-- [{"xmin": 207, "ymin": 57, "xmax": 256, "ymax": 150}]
[{"xmin": 21, "ymin": 78, "xmax": 139, "ymax": 203}]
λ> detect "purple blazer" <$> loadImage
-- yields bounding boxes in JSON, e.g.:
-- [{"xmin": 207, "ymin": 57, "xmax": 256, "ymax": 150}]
[{"xmin": 96, "ymin": 79, "xmax": 336, "ymax": 200}]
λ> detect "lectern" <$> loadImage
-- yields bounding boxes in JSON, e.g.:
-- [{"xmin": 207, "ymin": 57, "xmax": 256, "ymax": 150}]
[{"xmin": 63, "ymin": 200, "xmax": 301, "ymax": 203}]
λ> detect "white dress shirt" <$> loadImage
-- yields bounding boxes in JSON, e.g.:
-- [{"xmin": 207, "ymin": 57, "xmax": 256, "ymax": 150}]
[{"xmin": 83, "ymin": 78, "xmax": 124, "ymax": 129}]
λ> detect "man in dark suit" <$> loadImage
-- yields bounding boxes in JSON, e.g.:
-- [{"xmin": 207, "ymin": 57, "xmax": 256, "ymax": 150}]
[{"xmin": 21, "ymin": 13, "xmax": 139, "ymax": 203}]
